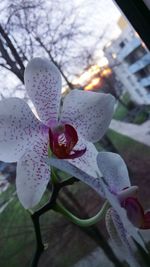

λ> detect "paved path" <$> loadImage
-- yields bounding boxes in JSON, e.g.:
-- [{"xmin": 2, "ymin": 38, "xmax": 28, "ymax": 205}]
[
  {"xmin": 73, "ymin": 232, "xmax": 150, "ymax": 267},
  {"xmin": 109, "ymin": 119, "xmax": 150, "ymax": 147}
]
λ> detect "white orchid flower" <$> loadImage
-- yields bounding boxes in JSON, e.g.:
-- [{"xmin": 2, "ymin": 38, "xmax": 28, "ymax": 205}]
[
  {"xmin": 0, "ymin": 58, "xmax": 115, "ymax": 208},
  {"xmin": 97, "ymin": 152, "xmax": 148, "ymax": 266}
]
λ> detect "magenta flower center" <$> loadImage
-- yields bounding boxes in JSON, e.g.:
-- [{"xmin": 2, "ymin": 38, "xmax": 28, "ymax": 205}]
[
  {"xmin": 121, "ymin": 195, "xmax": 150, "ymax": 229},
  {"xmin": 49, "ymin": 124, "xmax": 86, "ymax": 159},
  {"xmin": 121, "ymin": 197, "xmax": 144, "ymax": 228}
]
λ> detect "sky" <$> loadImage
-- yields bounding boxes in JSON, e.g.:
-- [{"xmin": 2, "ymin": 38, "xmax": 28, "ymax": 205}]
[
  {"xmin": 72, "ymin": 0, "xmax": 122, "ymax": 70},
  {"xmin": 75, "ymin": 0, "xmax": 121, "ymax": 39},
  {"xmin": 0, "ymin": 0, "xmax": 122, "ymax": 98}
]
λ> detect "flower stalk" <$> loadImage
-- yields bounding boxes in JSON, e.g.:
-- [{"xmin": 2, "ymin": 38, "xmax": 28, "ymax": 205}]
[
  {"xmin": 30, "ymin": 174, "xmax": 110, "ymax": 267},
  {"xmin": 30, "ymin": 183, "xmax": 60, "ymax": 267},
  {"xmin": 30, "ymin": 176, "xmax": 79, "ymax": 267},
  {"xmin": 53, "ymin": 200, "xmax": 110, "ymax": 227}
]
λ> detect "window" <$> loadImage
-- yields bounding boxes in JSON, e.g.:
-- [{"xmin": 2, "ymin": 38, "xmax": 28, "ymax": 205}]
[
  {"xmin": 125, "ymin": 45, "xmax": 147, "ymax": 65},
  {"xmin": 135, "ymin": 64, "xmax": 150, "ymax": 79},
  {"xmin": 145, "ymin": 85, "xmax": 150, "ymax": 93},
  {"xmin": 119, "ymin": 41, "xmax": 125, "ymax": 48}
]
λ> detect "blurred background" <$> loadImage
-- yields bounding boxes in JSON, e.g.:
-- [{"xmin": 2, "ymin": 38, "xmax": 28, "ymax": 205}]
[{"xmin": 0, "ymin": 0, "xmax": 150, "ymax": 266}]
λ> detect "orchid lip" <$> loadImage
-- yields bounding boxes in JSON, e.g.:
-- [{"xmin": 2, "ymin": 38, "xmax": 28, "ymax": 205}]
[
  {"xmin": 117, "ymin": 186, "xmax": 138, "ymax": 202},
  {"xmin": 121, "ymin": 196, "xmax": 145, "ymax": 228},
  {"xmin": 122, "ymin": 198, "xmax": 150, "ymax": 230},
  {"xmin": 49, "ymin": 123, "xmax": 86, "ymax": 159}
]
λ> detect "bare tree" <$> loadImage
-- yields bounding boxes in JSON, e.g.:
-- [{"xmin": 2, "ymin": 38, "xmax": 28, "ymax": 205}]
[{"xmin": 0, "ymin": 0, "xmax": 102, "ymax": 90}]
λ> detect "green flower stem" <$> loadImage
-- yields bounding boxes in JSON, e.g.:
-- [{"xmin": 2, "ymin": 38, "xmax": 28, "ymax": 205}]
[
  {"xmin": 51, "ymin": 168, "xmax": 59, "ymax": 184},
  {"xmin": 53, "ymin": 200, "xmax": 110, "ymax": 227},
  {"xmin": 48, "ymin": 147, "xmax": 58, "ymax": 185},
  {"xmin": 30, "ymin": 184, "xmax": 60, "ymax": 267},
  {"xmin": 31, "ymin": 214, "xmax": 45, "ymax": 267},
  {"xmin": 30, "ymin": 176, "xmax": 79, "ymax": 267}
]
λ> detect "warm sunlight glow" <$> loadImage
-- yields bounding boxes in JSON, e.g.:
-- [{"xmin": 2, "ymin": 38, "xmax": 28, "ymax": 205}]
[
  {"xmin": 91, "ymin": 77, "xmax": 101, "ymax": 86},
  {"xmin": 84, "ymin": 84, "xmax": 93, "ymax": 91},
  {"xmin": 73, "ymin": 65, "xmax": 100, "ymax": 86},
  {"xmin": 73, "ymin": 64, "xmax": 112, "ymax": 91},
  {"xmin": 84, "ymin": 77, "xmax": 101, "ymax": 91},
  {"xmin": 101, "ymin": 67, "xmax": 112, "ymax": 77}
]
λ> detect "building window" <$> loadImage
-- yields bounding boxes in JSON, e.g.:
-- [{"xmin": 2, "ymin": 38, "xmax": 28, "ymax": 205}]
[
  {"xmin": 135, "ymin": 64, "xmax": 150, "ymax": 80},
  {"xmin": 125, "ymin": 45, "xmax": 147, "ymax": 65},
  {"xmin": 119, "ymin": 41, "xmax": 125, "ymax": 48},
  {"xmin": 135, "ymin": 88, "xmax": 143, "ymax": 97},
  {"xmin": 145, "ymin": 85, "xmax": 150, "ymax": 93}
]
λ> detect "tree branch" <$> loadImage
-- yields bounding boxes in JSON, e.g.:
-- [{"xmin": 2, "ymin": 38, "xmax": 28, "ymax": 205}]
[
  {"xmin": 0, "ymin": 24, "xmax": 25, "ymax": 72},
  {"xmin": 0, "ymin": 37, "xmax": 24, "ymax": 82}
]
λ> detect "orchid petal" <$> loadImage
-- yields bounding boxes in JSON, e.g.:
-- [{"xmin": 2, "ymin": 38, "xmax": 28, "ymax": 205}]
[
  {"xmin": 48, "ymin": 132, "xmax": 104, "ymax": 195},
  {"xmin": 99, "ymin": 176, "xmax": 146, "ymax": 250},
  {"xmin": 49, "ymin": 157, "xmax": 104, "ymax": 197},
  {"xmin": 0, "ymin": 97, "xmax": 43, "ymax": 162},
  {"xmin": 97, "ymin": 152, "xmax": 130, "ymax": 192},
  {"xmin": 16, "ymin": 138, "xmax": 50, "ymax": 209},
  {"xmin": 24, "ymin": 58, "xmax": 61, "ymax": 126},
  {"xmin": 68, "ymin": 137, "xmax": 100, "ymax": 177},
  {"xmin": 111, "ymin": 209, "xmax": 141, "ymax": 267},
  {"xmin": 118, "ymin": 186, "xmax": 138, "ymax": 202},
  {"xmin": 60, "ymin": 90, "xmax": 115, "ymax": 142},
  {"xmin": 105, "ymin": 208, "xmax": 129, "ymax": 260}
]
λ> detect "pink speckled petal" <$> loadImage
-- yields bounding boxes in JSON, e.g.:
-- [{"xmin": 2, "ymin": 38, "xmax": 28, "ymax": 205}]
[
  {"xmin": 97, "ymin": 152, "xmax": 145, "ymax": 249},
  {"xmin": 0, "ymin": 98, "xmax": 44, "ymax": 162},
  {"xmin": 68, "ymin": 137, "xmax": 100, "ymax": 177},
  {"xmin": 49, "ymin": 138, "xmax": 104, "ymax": 197},
  {"xmin": 106, "ymin": 208, "xmax": 123, "ymax": 247},
  {"xmin": 99, "ymin": 176, "xmax": 146, "ymax": 250},
  {"xmin": 97, "ymin": 152, "xmax": 130, "ymax": 192},
  {"xmin": 24, "ymin": 58, "xmax": 62, "ymax": 126},
  {"xmin": 105, "ymin": 208, "xmax": 129, "ymax": 261},
  {"xmin": 49, "ymin": 157, "xmax": 104, "ymax": 197},
  {"xmin": 16, "ymin": 138, "xmax": 50, "ymax": 209},
  {"xmin": 60, "ymin": 90, "xmax": 115, "ymax": 142},
  {"xmin": 110, "ymin": 209, "xmax": 141, "ymax": 267}
]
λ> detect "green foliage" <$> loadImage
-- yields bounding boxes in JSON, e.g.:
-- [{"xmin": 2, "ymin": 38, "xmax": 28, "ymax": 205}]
[
  {"xmin": 107, "ymin": 129, "xmax": 150, "ymax": 157},
  {"xmin": 0, "ymin": 196, "xmax": 34, "ymax": 267},
  {"xmin": 121, "ymin": 92, "xmax": 131, "ymax": 105},
  {"xmin": 113, "ymin": 92, "xmax": 131, "ymax": 120},
  {"xmin": 113, "ymin": 104, "xmax": 128, "ymax": 120},
  {"xmin": 133, "ymin": 111, "xmax": 148, "ymax": 124}
]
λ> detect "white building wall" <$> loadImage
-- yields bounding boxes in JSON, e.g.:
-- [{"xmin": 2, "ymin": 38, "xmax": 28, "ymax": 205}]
[{"xmin": 104, "ymin": 26, "xmax": 150, "ymax": 105}]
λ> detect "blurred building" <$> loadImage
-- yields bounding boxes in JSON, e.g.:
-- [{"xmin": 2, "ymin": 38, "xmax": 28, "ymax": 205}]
[{"xmin": 104, "ymin": 16, "xmax": 150, "ymax": 105}]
